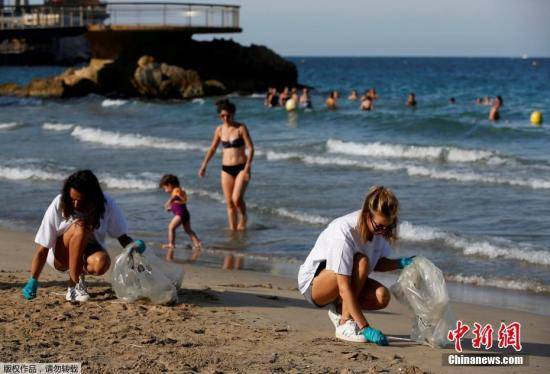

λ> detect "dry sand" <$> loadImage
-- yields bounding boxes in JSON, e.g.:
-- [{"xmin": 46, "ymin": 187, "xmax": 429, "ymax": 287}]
[{"xmin": 1, "ymin": 228, "xmax": 549, "ymax": 373}]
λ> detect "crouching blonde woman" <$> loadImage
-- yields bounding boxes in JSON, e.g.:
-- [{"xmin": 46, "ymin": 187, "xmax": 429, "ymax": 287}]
[{"xmin": 297, "ymin": 186, "xmax": 414, "ymax": 345}]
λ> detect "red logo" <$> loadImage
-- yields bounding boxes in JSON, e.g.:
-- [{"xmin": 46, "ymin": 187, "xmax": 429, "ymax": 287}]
[{"xmin": 448, "ymin": 320, "xmax": 522, "ymax": 352}]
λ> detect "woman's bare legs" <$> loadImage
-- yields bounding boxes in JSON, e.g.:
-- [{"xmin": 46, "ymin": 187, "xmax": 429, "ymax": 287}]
[
  {"xmin": 310, "ymin": 255, "xmax": 390, "ymax": 323},
  {"xmin": 53, "ymin": 220, "xmax": 111, "ymax": 283},
  {"xmin": 232, "ymin": 171, "xmax": 249, "ymax": 230},
  {"xmin": 221, "ymin": 171, "xmax": 238, "ymax": 230}
]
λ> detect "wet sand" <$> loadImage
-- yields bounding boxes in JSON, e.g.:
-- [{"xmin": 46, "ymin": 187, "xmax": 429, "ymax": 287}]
[{"xmin": 1, "ymin": 228, "xmax": 549, "ymax": 373}]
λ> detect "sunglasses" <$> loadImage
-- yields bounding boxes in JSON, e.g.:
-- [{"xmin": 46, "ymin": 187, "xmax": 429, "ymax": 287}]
[{"xmin": 368, "ymin": 213, "xmax": 394, "ymax": 235}]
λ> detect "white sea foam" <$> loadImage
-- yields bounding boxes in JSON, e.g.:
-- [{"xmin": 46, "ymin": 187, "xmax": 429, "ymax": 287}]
[
  {"xmin": 0, "ymin": 166, "xmax": 64, "ymax": 181},
  {"xmin": 265, "ymin": 151, "xmax": 550, "ymax": 190},
  {"xmin": 188, "ymin": 186, "xmax": 330, "ymax": 225},
  {"xmin": 398, "ymin": 221, "xmax": 550, "ymax": 266},
  {"xmin": 71, "ymin": 126, "xmax": 208, "ymax": 152},
  {"xmin": 327, "ymin": 139, "xmax": 506, "ymax": 164},
  {"xmin": 272, "ymin": 208, "xmax": 330, "ymax": 225},
  {"xmin": 42, "ymin": 122, "xmax": 75, "ymax": 131},
  {"xmin": 101, "ymin": 99, "xmax": 127, "ymax": 108},
  {"xmin": 0, "ymin": 122, "xmax": 20, "ymax": 130},
  {"xmin": 192, "ymin": 98, "xmax": 205, "ymax": 105},
  {"xmin": 99, "ymin": 174, "xmax": 157, "ymax": 191},
  {"xmin": 446, "ymin": 274, "xmax": 550, "ymax": 294}
]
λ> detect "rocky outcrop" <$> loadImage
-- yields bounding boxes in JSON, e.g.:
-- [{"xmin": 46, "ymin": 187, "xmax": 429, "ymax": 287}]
[
  {"xmin": 0, "ymin": 56, "xmax": 223, "ymax": 99},
  {"xmin": 132, "ymin": 57, "xmax": 204, "ymax": 99},
  {"xmin": 0, "ymin": 39, "xmax": 297, "ymax": 99}
]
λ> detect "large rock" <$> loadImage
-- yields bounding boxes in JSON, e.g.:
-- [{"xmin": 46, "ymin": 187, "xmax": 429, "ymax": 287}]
[
  {"xmin": 132, "ymin": 56, "xmax": 204, "ymax": 99},
  {"xmin": 0, "ymin": 38, "xmax": 297, "ymax": 98},
  {"xmin": 0, "ymin": 56, "xmax": 208, "ymax": 99}
]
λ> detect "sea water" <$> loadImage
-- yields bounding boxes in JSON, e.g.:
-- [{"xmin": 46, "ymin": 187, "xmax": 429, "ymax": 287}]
[{"xmin": 1, "ymin": 57, "xmax": 549, "ymax": 314}]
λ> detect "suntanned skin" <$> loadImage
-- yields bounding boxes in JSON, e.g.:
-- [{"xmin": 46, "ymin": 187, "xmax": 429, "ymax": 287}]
[{"xmin": 199, "ymin": 110, "xmax": 254, "ymax": 231}]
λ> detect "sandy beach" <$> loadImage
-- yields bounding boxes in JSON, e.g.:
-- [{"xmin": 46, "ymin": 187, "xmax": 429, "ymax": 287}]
[{"xmin": 1, "ymin": 227, "xmax": 549, "ymax": 373}]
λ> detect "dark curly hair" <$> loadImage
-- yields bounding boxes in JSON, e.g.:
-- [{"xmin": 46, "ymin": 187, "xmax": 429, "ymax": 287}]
[
  {"xmin": 159, "ymin": 174, "xmax": 180, "ymax": 188},
  {"xmin": 215, "ymin": 99, "xmax": 236, "ymax": 114},
  {"xmin": 60, "ymin": 170, "xmax": 106, "ymax": 230}
]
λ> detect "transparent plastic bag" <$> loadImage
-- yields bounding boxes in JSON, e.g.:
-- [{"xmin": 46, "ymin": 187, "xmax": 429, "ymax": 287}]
[
  {"xmin": 390, "ymin": 256, "xmax": 455, "ymax": 348},
  {"xmin": 111, "ymin": 243, "xmax": 184, "ymax": 305}
]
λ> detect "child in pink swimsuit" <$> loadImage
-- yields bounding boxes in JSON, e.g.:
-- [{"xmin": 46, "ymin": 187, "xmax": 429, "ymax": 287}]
[{"xmin": 159, "ymin": 174, "xmax": 201, "ymax": 261}]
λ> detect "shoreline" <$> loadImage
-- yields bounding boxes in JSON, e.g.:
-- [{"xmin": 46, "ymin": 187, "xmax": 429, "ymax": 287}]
[
  {"xmin": 2, "ymin": 224, "xmax": 549, "ymax": 317},
  {"xmin": 1, "ymin": 226, "xmax": 549, "ymax": 373}
]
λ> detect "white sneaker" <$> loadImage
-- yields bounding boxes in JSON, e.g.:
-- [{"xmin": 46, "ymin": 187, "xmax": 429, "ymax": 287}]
[
  {"xmin": 66, "ymin": 281, "xmax": 90, "ymax": 302},
  {"xmin": 335, "ymin": 320, "xmax": 367, "ymax": 343},
  {"xmin": 328, "ymin": 304, "xmax": 341, "ymax": 328}
]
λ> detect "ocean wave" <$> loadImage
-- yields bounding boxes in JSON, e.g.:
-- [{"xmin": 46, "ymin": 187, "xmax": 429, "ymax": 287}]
[
  {"xmin": 0, "ymin": 122, "xmax": 20, "ymax": 130},
  {"xmin": 398, "ymin": 221, "xmax": 550, "ymax": 266},
  {"xmin": 192, "ymin": 98, "xmax": 205, "ymax": 105},
  {"xmin": 271, "ymin": 208, "xmax": 330, "ymax": 225},
  {"xmin": 187, "ymin": 186, "xmax": 330, "ymax": 225},
  {"xmin": 101, "ymin": 99, "xmax": 127, "ymax": 108},
  {"xmin": 43, "ymin": 122, "xmax": 75, "ymax": 131},
  {"xmin": 265, "ymin": 151, "xmax": 550, "ymax": 190},
  {"xmin": 0, "ymin": 166, "xmax": 64, "ymax": 182},
  {"xmin": 446, "ymin": 274, "xmax": 550, "ymax": 294},
  {"xmin": 326, "ymin": 139, "xmax": 506, "ymax": 164},
  {"xmin": 71, "ymin": 126, "xmax": 208, "ymax": 152},
  {"xmin": 100, "ymin": 174, "xmax": 157, "ymax": 191}
]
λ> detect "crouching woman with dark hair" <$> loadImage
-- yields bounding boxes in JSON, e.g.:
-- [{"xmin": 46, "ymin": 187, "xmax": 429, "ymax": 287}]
[{"xmin": 22, "ymin": 170, "xmax": 138, "ymax": 302}]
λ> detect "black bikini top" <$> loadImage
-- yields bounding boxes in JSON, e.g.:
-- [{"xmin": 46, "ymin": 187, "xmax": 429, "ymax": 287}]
[{"xmin": 221, "ymin": 137, "xmax": 244, "ymax": 148}]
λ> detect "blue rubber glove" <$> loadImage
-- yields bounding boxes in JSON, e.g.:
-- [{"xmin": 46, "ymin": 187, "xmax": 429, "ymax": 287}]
[
  {"xmin": 362, "ymin": 326, "xmax": 389, "ymax": 346},
  {"xmin": 22, "ymin": 277, "xmax": 38, "ymax": 300},
  {"xmin": 133, "ymin": 240, "xmax": 147, "ymax": 254},
  {"xmin": 398, "ymin": 256, "xmax": 415, "ymax": 269}
]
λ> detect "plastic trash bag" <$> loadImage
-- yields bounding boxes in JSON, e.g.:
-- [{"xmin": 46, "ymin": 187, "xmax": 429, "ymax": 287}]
[
  {"xmin": 390, "ymin": 256, "xmax": 455, "ymax": 348},
  {"xmin": 111, "ymin": 243, "xmax": 184, "ymax": 305}
]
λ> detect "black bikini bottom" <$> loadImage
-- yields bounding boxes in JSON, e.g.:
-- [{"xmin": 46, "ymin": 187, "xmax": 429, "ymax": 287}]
[{"xmin": 222, "ymin": 163, "xmax": 246, "ymax": 177}]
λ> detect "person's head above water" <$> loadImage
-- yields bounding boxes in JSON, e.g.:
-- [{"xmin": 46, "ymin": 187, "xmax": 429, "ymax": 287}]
[
  {"xmin": 357, "ymin": 185, "xmax": 399, "ymax": 244},
  {"xmin": 60, "ymin": 169, "xmax": 106, "ymax": 229},
  {"xmin": 494, "ymin": 95, "xmax": 503, "ymax": 106},
  {"xmin": 216, "ymin": 99, "xmax": 236, "ymax": 123}
]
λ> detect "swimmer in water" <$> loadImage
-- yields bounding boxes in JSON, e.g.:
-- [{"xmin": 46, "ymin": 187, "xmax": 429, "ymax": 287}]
[
  {"xmin": 360, "ymin": 95, "xmax": 373, "ymax": 111},
  {"xmin": 368, "ymin": 88, "xmax": 378, "ymax": 100},
  {"xmin": 489, "ymin": 95, "xmax": 502, "ymax": 121},
  {"xmin": 326, "ymin": 90, "xmax": 339, "ymax": 110},
  {"xmin": 299, "ymin": 87, "xmax": 313, "ymax": 109},
  {"xmin": 449, "ymin": 97, "xmax": 456, "ymax": 104},
  {"xmin": 279, "ymin": 87, "xmax": 290, "ymax": 106},
  {"xmin": 406, "ymin": 92, "xmax": 417, "ymax": 107},
  {"xmin": 290, "ymin": 87, "xmax": 299, "ymax": 104},
  {"xmin": 348, "ymin": 90, "xmax": 358, "ymax": 101}
]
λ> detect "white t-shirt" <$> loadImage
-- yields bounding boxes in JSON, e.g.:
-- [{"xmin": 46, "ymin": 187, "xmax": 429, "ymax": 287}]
[
  {"xmin": 297, "ymin": 210, "xmax": 392, "ymax": 295},
  {"xmin": 35, "ymin": 193, "xmax": 128, "ymax": 250}
]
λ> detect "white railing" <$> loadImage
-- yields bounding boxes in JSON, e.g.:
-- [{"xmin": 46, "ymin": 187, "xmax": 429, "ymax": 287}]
[{"xmin": 0, "ymin": 2, "xmax": 240, "ymax": 30}]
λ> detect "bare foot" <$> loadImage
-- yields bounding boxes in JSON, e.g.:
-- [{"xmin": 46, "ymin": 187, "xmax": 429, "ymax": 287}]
[
  {"xmin": 237, "ymin": 214, "xmax": 247, "ymax": 231},
  {"xmin": 223, "ymin": 254, "xmax": 235, "ymax": 270},
  {"xmin": 190, "ymin": 248, "xmax": 201, "ymax": 262},
  {"xmin": 165, "ymin": 248, "xmax": 175, "ymax": 261},
  {"xmin": 235, "ymin": 256, "xmax": 244, "ymax": 270}
]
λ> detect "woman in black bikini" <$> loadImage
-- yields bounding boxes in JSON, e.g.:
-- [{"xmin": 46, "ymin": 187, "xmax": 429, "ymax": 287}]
[{"xmin": 199, "ymin": 99, "xmax": 254, "ymax": 231}]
